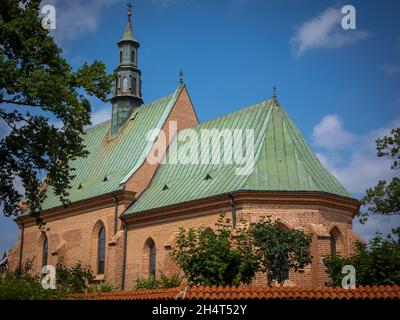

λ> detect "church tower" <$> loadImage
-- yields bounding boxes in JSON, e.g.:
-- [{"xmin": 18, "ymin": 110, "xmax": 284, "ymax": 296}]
[{"xmin": 111, "ymin": 4, "xmax": 143, "ymax": 135}]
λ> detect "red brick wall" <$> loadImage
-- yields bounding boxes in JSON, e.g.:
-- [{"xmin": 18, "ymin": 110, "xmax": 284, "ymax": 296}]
[{"xmin": 123, "ymin": 202, "xmax": 358, "ymax": 289}]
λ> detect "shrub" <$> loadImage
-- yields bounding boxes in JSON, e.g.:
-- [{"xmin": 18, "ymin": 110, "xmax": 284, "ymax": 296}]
[
  {"xmin": 135, "ymin": 276, "xmax": 160, "ymax": 290},
  {"xmin": 171, "ymin": 214, "xmax": 259, "ymax": 286},
  {"xmin": 56, "ymin": 261, "xmax": 94, "ymax": 294},
  {"xmin": 159, "ymin": 272, "xmax": 183, "ymax": 288},
  {"xmin": 0, "ymin": 259, "xmax": 62, "ymax": 300},
  {"xmin": 250, "ymin": 218, "xmax": 313, "ymax": 285},
  {"xmin": 324, "ymin": 229, "xmax": 400, "ymax": 286}
]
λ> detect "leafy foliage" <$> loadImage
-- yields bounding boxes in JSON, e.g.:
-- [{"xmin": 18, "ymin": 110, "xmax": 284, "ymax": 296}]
[
  {"xmin": 135, "ymin": 276, "xmax": 160, "ymax": 290},
  {"xmin": 0, "ymin": 0, "xmax": 113, "ymax": 220},
  {"xmin": 134, "ymin": 273, "xmax": 182, "ymax": 290},
  {"xmin": 250, "ymin": 218, "xmax": 313, "ymax": 285},
  {"xmin": 360, "ymin": 128, "xmax": 400, "ymax": 223},
  {"xmin": 172, "ymin": 214, "xmax": 257, "ymax": 286},
  {"xmin": 159, "ymin": 271, "xmax": 183, "ymax": 288},
  {"xmin": 0, "ymin": 259, "xmax": 60, "ymax": 299},
  {"xmin": 0, "ymin": 259, "xmax": 98, "ymax": 299},
  {"xmin": 55, "ymin": 261, "xmax": 94, "ymax": 294},
  {"xmin": 324, "ymin": 228, "xmax": 400, "ymax": 286}
]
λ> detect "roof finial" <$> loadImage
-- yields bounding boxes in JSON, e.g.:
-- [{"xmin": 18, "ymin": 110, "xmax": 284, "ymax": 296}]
[
  {"xmin": 273, "ymin": 86, "xmax": 277, "ymax": 99},
  {"xmin": 127, "ymin": 1, "xmax": 132, "ymax": 18},
  {"xmin": 179, "ymin": 70, "xmax": 184, "ymax": 85}
]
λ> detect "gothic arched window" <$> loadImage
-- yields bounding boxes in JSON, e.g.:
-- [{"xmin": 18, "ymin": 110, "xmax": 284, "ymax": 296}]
[
  {"xmin": 122, "ymin": 77, "xmax": 128, "ymax": 93},
  {"xmin": 97, "ymin": 226, "xmax": 106, "ymax": 274},
  {"xmin": 330, "ymin": 227, "xmax": 341, "ymax": 256},
  {"xmin": 42, "ymin": 237, "xmax": 48, "ymax": 268},
  {"xmin": 149, "ymin": 241, "xmax": 156, "ymax": 277},
  {"xmin": 131, "ymin": 77, "xmax": 136, "ymax": 95},
  {"xmin": 119, "ymin": 51, "xmax": 122, "ymax": 63},
  {"xmin": 131, "ymin": 50, "xmax": 135, "ymax": 64}
]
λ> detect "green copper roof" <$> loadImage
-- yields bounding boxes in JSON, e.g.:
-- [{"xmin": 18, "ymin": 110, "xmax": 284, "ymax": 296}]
[
  {"xmin": 40, "ymin": 87, "xmax": 182, "ymax": 211},
  {"xmin": 120, "ymin": 18, "xmax": 138, "ymax": 43},
  {"xmin": 123, "ymin": 98, "xmax": 353, "ymax": 215}
]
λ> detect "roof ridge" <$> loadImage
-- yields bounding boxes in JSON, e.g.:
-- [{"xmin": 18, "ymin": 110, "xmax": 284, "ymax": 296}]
[
  {"xmin": 194, "ymin": 98, "xmax": 272, "ymax": 129},
  {"xmin": 83, "ymin": 89, "xmax": 179, "ymax": 133}
]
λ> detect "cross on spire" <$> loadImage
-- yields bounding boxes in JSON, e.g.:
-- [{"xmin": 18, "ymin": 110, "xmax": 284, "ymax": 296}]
[
  {"xmin": 127, "ymin": 2, "xmax": 132, "ymax": 18},
  {"xmin": 179, "ymin": 70, "xmax": 184, "ymax": 85}
]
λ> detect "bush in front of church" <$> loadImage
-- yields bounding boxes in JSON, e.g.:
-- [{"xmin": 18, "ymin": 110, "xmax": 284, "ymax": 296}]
[
  {"xmin": 172, "ymin": 214, "xmax": 313, "ymax": 286},
  {"xmin": 172, "ymin": 214, "xmax": 259, "ymax": 286},
  {"xmin": 324, "ymin": 227, "xmax": 400, "ymax": 286}
]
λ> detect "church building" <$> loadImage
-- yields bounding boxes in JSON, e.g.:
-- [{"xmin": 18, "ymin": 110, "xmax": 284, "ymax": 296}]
[{"xmin": 8, "ymin": 7, "xmax": 361, "ymax": 289}]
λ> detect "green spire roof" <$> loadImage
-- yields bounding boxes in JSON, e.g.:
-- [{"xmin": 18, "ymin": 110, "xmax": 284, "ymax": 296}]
[
  {"xmin": 39, "ymin": 87, "xmax": 182, "ymax": 211},
  {"xmin": 123, "ymin": 98, "xmax": 354, "ymax": 215},
  {"xmin": 120, "ymin": 16, "xmax": 138, "ymax": 43}
]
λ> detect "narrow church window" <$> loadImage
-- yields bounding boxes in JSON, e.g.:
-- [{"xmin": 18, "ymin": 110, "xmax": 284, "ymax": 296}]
[
  {"xmin": 131, "ymin": 77, "xmax": 136, "ymax": 95},
  {"xmin": 330, "ymin": 232, "xmax": 337, "ymax": 256},
  {"xmin": 42, "ymin": 237, "xmax": 48, "ymax": 268},
  {"xmin": 330, "ymin": 227, "xmax": 341, "ymax": 256},
  {"xmin": 131, "ymin": 50, "xmax": 135, "ymax": 64},
  {"xmin": 122, "ymin": 77, "xmax": 128, "ymax": 93},
  {"xmin": 149, "ymin": 241, "xmax": 156, "ymax": 277},
  {"xmin": 97, "ymin": 226, "xmax": 105, "ymax": 274},
  {"xmin": 119, "ymin": 51, "xmax": 122, "ymax": 63}
]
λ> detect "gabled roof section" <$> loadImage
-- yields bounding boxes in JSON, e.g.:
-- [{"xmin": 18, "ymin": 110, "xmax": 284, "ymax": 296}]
[
  {"xmin": 40, "ymin": 86, "xmax": 182, "ymax": 211},
  {"xmin": 123, "ymin": 98, "xmax": 354, "ymax": 216}
]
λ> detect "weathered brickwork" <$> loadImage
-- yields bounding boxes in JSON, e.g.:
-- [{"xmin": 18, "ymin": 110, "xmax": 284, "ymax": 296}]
[{"xmin": 122, "ymin": 201, "xmax": 358, "ymax": 289}]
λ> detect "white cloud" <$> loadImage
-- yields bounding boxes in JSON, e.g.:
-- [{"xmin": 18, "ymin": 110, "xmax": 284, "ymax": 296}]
[
  {"xmin": 381, "ymin": 65, "xmax": 400, "ymax": 75},
  {"xmin": 42, "ymin": 0, "xmax": 119, "ymax": 42},
  {"xmin": 313, "ymin": 114, "xmax": 400, "ymax": 194},
  {"xmin": 312, "ymin": 114, "xmax": 356, "ymax": 150},
  {"xmin": 90, "ymin": 107, "xmax": 111, "ymax": 127},
  {"xmin": 291, "ymin": 7, "xmax": 370, "ymax": 56},
  {"xmin": 312, "ymin": 115, "xmax": 400, "ymax": 241}
]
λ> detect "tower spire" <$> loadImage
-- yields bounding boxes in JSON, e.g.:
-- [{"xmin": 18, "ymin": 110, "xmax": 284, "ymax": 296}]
[{"xmin": 111, "ymin": 2, "xmax": 143, "ymax": 135}]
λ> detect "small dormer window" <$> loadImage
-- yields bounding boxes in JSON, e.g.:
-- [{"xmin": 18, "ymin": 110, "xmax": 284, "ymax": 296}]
[
  {"xmin": 162, "ymin": 184, "xmax": 169, "ymax": 191},
  {"xmin": 103, "ymin": 176, "xmax": 108, "ymax": 182},
  {"xmin": 205, "ymin": 174, "xmax": 213, "ymax": 180}
]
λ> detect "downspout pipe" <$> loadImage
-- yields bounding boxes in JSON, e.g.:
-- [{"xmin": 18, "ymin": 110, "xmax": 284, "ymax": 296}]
[
  {"xmin": 18, "ymin": 220, "xmax": 25, "ymax": 272},
  {"xmin": 121, "ymin": 221, "xmax": 127, "ymax": 290},
  {"xmin": 228, "ymin": 194, "xmax": 237, "ymax": 228},
  {"xmin": 112, "ymin": 193, "xmax": 119, "ymax": 235}
]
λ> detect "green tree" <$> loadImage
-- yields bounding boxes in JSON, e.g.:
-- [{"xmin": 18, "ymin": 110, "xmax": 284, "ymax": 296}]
[
  {"xmin": 250, "ymin": 218, "xmax": 313, "ymax": 285},
  {"xmin": 360, "ymin": 128, "xmax": 400, "ymax": 223},
  {"xmin": 172, "ymin": 214, "xmax": 259, "ymax": 286},
  {"xmin": 324, "ymin": 228, "xmax": 400, "ymax": 286},
  {"xmin": 0, "ymin": 0, "xmax": 113, "ymax": 220}
]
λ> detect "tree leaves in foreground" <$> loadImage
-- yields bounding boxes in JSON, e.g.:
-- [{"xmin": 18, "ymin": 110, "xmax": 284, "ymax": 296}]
[
  {"xmin": 360, "ymin": 128, "xmax": 400, "ymax": 223},
  {"xmin": 324, "ymin": 227, "xmax": 400, "ymax": 286},
  {"xmin": 250, "ymin": 218, "xmax": 313, "ymax": 285},
  {"xmin": 172, "ymin": 215, "xmax": 312, "ymax": 286},
  {"xmin": 0, "ymin": 0, "xmax": 113, "ymax": 220},
  {"xmin": 172, "ymin": 214, "xmax": 259, "ymax": 286}
]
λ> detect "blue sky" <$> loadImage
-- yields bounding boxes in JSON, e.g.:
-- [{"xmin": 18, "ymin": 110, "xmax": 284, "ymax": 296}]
[{"xmin": 1, "ymin": 0, "xmax": 400, "ymax": 254}]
